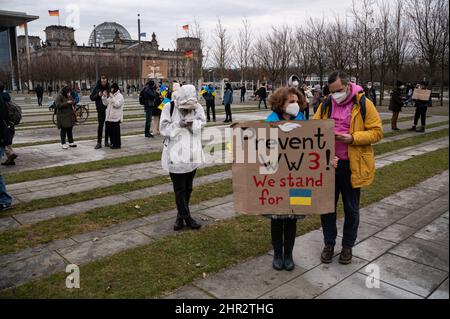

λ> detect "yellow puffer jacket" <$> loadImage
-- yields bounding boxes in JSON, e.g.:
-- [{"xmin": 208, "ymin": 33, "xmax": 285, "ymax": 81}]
[{"xmin": 313, "ymin": 93, "xmax": 383, "ymax": 188}]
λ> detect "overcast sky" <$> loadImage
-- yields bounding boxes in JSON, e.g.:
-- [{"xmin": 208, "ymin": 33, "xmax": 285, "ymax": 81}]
[{"xmin": 10, "ymin": 0, "xmax": 355, "ymax": 49}]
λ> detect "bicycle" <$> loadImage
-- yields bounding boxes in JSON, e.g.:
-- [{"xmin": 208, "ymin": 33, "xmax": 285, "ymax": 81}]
[{"xmin": 52, "ymin": 103, "xmax": 90, "ymax": 125}]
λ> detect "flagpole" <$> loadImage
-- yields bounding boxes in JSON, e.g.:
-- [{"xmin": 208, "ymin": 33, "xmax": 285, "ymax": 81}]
[{"xmin": 58, "ymin": 11, "xmax": 60, "ymax": 26}]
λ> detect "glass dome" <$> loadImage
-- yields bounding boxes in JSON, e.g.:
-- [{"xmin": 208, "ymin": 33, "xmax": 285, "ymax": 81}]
[{"xmin": 88, "ymin": 22, "xmax": 132, "ymax": 47}]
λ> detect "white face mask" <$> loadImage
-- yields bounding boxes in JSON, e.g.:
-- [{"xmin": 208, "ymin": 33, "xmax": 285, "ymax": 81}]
[
  {"xmin": 292, "ymin": 81, "xmax": 299, "ymax": 87},
  {"xmin": 332, "ymin": 91, "xmax": 348, "ymax": 104},
  {"xmin": 285, "ymin": 103, "xmax": 300, "ymax": 117}
]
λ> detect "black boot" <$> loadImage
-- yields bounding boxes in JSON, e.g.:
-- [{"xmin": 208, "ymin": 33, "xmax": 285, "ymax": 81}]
[
  {"xmin": 283, "ymin": 219, "xmax": 296, "ymax": 271},
  {"xmin": 173, "ymin": 218, "xmax": 184, "ymax": 231},
  {"xmin": 185, "ymin": 216, "xmax": 201, "ymax": 230},
  {"xmin": 271, "ymin": 219, "xmax": 283, "ymax": 271}
]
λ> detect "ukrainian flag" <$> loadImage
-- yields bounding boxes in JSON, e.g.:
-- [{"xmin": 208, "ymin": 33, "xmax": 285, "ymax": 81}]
[{"xmin": 289, "ymin": 189, "xmax": 312, "ymax": 206}]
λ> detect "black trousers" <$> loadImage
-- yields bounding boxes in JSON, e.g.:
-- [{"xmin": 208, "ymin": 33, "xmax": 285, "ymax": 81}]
[
  {"xmin": 258, "ymin": 98, "xmax": 267, "ymax": 109},
  {"xmin": 37, "ymin": 95, "xmax": 43, "ymax": 106},
  {"xmin": 413, "ymin": 107, "xmax": 427, "ymax": 127},
  {"xmin": 225, "ymin": 103, "xmax": 232, "ymax": 121},
  {"xmin": 271, "ymin": 218, "xmax": 297, "ymax": 255},
  {"xmin": 169, "ymin": 170, "xmax": 197, "ymax": 219},
  {"xmin": 303, "ymin": 105, "xmax": 310, "ymax": 120},
  {"xmin": 60, "ymin": 127, "xmax": 74, "ymax": 144},
  {"xmin": 97, "ymin": 108, "xmax": 110, "ymax": 144},
  {"xmin": 206, "ymin": 100, "xmax": 216, "ymax": 121},
  {"xmin": 107, "ymin": 121, "xmax": 121, "ymax": 147},
  {"xmin": 321, "ymin": 160, "xmax": 361, "ymax": 248}
]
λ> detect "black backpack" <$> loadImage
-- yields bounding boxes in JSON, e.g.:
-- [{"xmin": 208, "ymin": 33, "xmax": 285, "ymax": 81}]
[
  {"xmin": 139, "ymin": 88, "xmax": 146, "ymax": 105},
  {"xmin": 6, "ymin": 101, "xmax": 22, "ymax": 126},
  {"xmin": 319, "ymin": 92, "xmax": 367, "ymax": 123}
]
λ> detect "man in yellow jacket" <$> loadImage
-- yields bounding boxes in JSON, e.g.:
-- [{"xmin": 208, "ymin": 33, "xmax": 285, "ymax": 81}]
[{"xmin": 313, "ymin": 71, "xmax": 383, "ymax": 265}]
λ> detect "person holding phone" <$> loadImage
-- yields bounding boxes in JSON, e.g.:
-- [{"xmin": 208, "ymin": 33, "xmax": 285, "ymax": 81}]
[
  {"xmin": 160, "ymin": 84, "xmax": 206, "ymax": 231},
  {"xmin": 314, "ymin": 71, "xmax": 383, "ymax": 265},
  {"xmin": 55, "ymin": 85, "xmax": 77, "ymax": 149}
]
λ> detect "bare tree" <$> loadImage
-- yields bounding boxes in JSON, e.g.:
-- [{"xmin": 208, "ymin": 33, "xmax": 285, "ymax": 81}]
[
  {"xmin": 212, "ymin": 18, "xmax": 233, "ymax": 80},
  {"xmin": 235, "ymin": 18, "xmax": 253, "ymax": 83},
  {"xmin": 326, "ymin": 16, "xmax": 352, "ymax": 72},
  {"xmin": 292, "ymin": 26, "xmax": 314, "ymax": 82},
  {"xmin": 408, "ymin": 0, "xmax": 448, "ymax": 87},
  {"xmin": 192, "ymin": 18, "xmax": 210, "ymax": 80},
  {"xmin": 305, "ymin": 18, "xmax": 327, "ymax": 87},
  {"xmin": 374, "ymin": 0, "xmax": 391, "ymax": 105}
]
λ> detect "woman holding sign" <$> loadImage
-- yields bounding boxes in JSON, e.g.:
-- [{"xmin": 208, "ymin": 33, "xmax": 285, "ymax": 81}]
[{"xmin": 265, "ymin": 87, "xmax": 310, "ymax": 271}]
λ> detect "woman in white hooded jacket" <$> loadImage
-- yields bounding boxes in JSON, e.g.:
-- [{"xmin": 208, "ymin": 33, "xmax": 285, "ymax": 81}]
[
  {"xmin": 102, "ymin": 83, "xmax": 124, "ymax": 149},
  {"xmin": 160, "ymin": 84, "xmax": 206, "ymax": 231}
]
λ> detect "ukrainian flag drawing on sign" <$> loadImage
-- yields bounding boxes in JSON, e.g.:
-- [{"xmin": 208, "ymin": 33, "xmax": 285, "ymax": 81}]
[{"xmin": 289, "ymin": 189, "xmax": 312, "ymax": 206}]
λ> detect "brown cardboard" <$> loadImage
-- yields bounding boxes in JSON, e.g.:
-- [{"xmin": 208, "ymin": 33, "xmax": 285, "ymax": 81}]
[
  {"xmin": 142, "ymin": 59, "xmax": 169, "ymax": 80},
  {"xmin": 232, "ymin": 120, "xmax": 335, "ymax": 215},
  {"xmin": 412, "ymin": 88, "xmax": 431, "ymax": 101}
]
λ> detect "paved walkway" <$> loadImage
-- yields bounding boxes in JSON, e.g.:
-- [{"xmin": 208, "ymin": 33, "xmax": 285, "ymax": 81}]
[{"xmin": 164, "ymin": 171, "xmax": 449, "ymax": 299}]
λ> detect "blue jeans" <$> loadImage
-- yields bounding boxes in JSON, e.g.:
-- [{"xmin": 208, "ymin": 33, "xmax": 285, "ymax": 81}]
[
  {"xmin": 0, "ymin": 147, "xmax": 13, "ymax": 206},
  {"xmin": 144, "ymin": 108, "xmax": 153, "ymax": 136},
  {"xmin": 321, "ymin": 160, "xmax": 360, "ymax": 248}
]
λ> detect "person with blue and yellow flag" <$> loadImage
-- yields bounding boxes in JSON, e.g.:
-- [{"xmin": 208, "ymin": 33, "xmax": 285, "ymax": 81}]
[{"xmin": 201, "ymin": 84, "xmax": 216, "ymax": 122}]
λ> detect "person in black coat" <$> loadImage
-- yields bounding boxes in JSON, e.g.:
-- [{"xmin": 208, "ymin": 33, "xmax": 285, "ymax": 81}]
[
  {"xmin": 389, "ymin": 81, "xmax": 403, "ymax": 131},
  {"xmin": 364, "ymin": 81, "xmax": 377, "ymax": 106},
  {"xmin": 409, "ymin": 81, "xmax": 432, "ymax": 133},
  {"xmin": 90, "ymin": 75, "xmax": 111, "ymax": 149},
  {"xmin": 35, "ymin": 84, "xmax": 44, "ymax": 106},
  {"xmin": 142, "ymin": 80, "xmax": 158, "ymax": 138},
  {"xmin": 0, "ymin": 94, "xmax": 13, "ymax": 211},
  {"xmin": 256, "ymin": 84, "xmax": 267, "ymax": 109}
]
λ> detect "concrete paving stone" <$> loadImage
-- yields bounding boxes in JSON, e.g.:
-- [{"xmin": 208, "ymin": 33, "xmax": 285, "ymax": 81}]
[
  {"xmin": 413, "ymin": 216, "xmax": 449, "ymax": 247},
  {"xmin": 200, "ymin": 195, "xmax": 234, "ymax": 208},
  {"xmin": 374, "ymin": 224, "xmax": 417, "ymax": 243},
  {"xmin": 13, "ymin": 205, "xmax": 86, "ymax": 225},
  {"xmin": 359, "ymin": 202, "xmax": 412, "ymax": 228},
  {"xmin": 316, "ymin": 272, "xmax": 422, "ymax": 299},
  {"xmin": 199, "ymin": 202, "xmax": 237, "ymax": 220},
  {"xmin": 336, "ymin": 220, "xmax": 382, "ymax": 245},
  {"xmin": 163, "ymin": 285, "xmax": 214, "ymax": 299},
  {"xmin": 71, "ymin": 217, "xmax": 150, "ymax": 243},
  {"xmin": 428, "ymin": 278, "xmax": 449, "ymax": 299},
  {"xmin": 397, "ymin": 195, "xmax": 449, "ymax": 229},
  {"xmin": 0, "ymin": 217, "xmax": 20, "ymax": 232},
  {"xmin": 389, "ymin": 236, "xmax": 449, "ymax": 272},
  {"xmin": 443, "ymin": 211, "xmax": 449, "ymax": 219},
  {"xmin": 383, "ymin": 155, "xmax": 413, "ymax": 162},
  {"xmin": 0, "ymin": 251, "xmax": 66, "ymax": 289},
  {"xmin": 71, "ymin": 170, "xmax": 111, "ymax": 179},
  {"xmin": 260, "ymin": 256, "xmax": 368, "ymax": 299},
  {"xmin": 143, "ymin": 209, "xmax": 178, "ymax": 224},
  {"xmin": 58, "ymin": 230, "xmax": 152, "ymax": 265},
  {"xmin": 353, "ymin": 237, "xmax": 397, "ymax": 261},
  {"xmin": 8, "ymin": 175, "xmax": 75, "ymax": 190},
  {"xmin": 195, "ymin": 254, "xmax": 307, "ymax": 299},
  {"xmin": 0, "ymin": 238, "xmax": 76, "ymax": 267},
  {"xmin": 375, "ymin": 160, "xmax": 394, "ymax": 169},
  {"xmin": 415, "ymin": 172, "xmax": 449, "ymax": 193},
  {"xmin": 402, "ymin": 149, "xmax": 428, "ymax": 157},
  {"xmin": 381, "ymin": 186, "xmax": 443, "ymax": 211},
  {"xmin": 360, "ymin": 253, "xmax": 448, "ymax": 297}
]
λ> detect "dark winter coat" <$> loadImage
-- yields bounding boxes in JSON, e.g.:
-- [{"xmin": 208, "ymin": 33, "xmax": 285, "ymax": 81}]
[
  {"xmin": 0, "ymin": 95, "xmax": 13, "ymax": 147},
  {"xmin": 55, "ymin": 92, "xmax": 76, "ymax": 129},
  {"xmin": 90, "ymin": 80, "xmax": 110, "ymax": 111},
  {"xmin": 389, "ymin": 88, "xmax": 403, "ymax": 113}
]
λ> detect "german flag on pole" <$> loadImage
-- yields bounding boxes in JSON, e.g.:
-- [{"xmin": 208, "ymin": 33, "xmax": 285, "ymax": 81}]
[
  {"xmin": 182, "ymin": 24, "xmax": 189, "ymax": 31},
  {"xmin": 184, "ymin": 50, "xmax": 193, "ymax": 58},
  {"xmin": 48, "ymin": 10, "xmax": 60, "ymax": 16}
]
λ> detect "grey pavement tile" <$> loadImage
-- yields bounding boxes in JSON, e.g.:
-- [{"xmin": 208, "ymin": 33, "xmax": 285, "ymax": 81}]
[
  {"xmin": 353, "ymin": 237, "xmax": 396, "ymax": 261},
  {"xmin": 374, "ymin": 224, "xmax": 417, "ymax": 243},
  {"xmin": 398, "ymin": 195, "xmax": 449, "ymax": 229},
  {"xmin": 58, "ymin": 230, "xmax": 152, "ymax": 265},
  {"xmin": 316, "ymin": 273, "xmax": 422, "ymax": 299},
  {"xmin": 361, "ymin": 253, "xmax": 448, "ymax": 297},
  {"xmin": 163, "ymin": 285, "xmax": 214, "ymax": 299},
  {"xmin": 200, "ymin": 195, "xmax": 234, "ymax": 208},
  {"xmin": 0, "ymin": 251, "xmax": 66, "ymax": 289},
  {"xmin": 359, "ymin": 202, "xmax": 412, "ymax": 228},
  {"xmin": 336, "ymin": 220, "xmax": 382, "ymax": 245},
  {"xmin": 389, "ymin": 236, "xmax": 449, "ymax": 272},
  {"xmin": 0, "ymin": 217, "xmax": 20, "ymax": 232},
  {"xmin": 381, "ymin": 186, "xmax": 443, "ymax": 211},
  {"xmin": 260, "ymin": 256, "xmax": 368, "ymax": 299},
  {"xmin": 416, "ymin": 172, "xmax": 449, "ymax": 193},
  {"xmin": 199, "ymin": 202, "xmax": 236, "ymax": 220},
  {"xmin": 413, "ymin": 216, "xmax": 449, "ymax": 248},
  {"xmin": 195, "ymin": 254, "xmax": 307, "ymax": 299},
  {"xmin": 428, "ymin": 278, "xmax": 449, "ymax": 299},
  {"xmin": 0, "ymin": 238, "xmax": 76, "ymax": 267}
]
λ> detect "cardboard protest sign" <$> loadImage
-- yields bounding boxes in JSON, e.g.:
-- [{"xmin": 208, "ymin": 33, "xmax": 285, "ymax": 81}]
[
  {"xmin": 142, "ymin": 59, "xmax": 168, "ymax": 80},
  {"xmin": 412, "ymin": 88, "xmax": 431, "ymax": 101},
  {"xmin": 232, "ymin": 120, "xmax": 335, "ymax": 215}
]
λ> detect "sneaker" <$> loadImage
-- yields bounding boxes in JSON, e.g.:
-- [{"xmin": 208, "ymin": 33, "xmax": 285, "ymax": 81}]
[
  {"xmin": 105, "ymin": 142, "xmax": 111, "ymax": 147},
  {"xmin": 408, "ymin": 126, "xmax": 417, "ymax": 132},
  {"xmin": 1, "ymin": 160, "xmax": 15, "ymax": 166},
  {"xmin": 0, "ymin": 203, "xmax": 12, "ymax": 212},
  {"xmin": 320, "ymin": 245, "xmax": 334, "ymax": 264},
  {"xmin": 391, "ymin": 127, "xmax": 400, "ymax": 131},
  {"xmin": 94, "ymin": 143, "xmax": 102, "ymax": 149},
  {"xmin": 62, "ymin": 144, "xmax": 69, "ymax": 149},
  {"xmin": 339, "ymin": 246, "xmax": 353, "ymax": 265},
  {"xmin": 69, "ymin": 143, "xmax": 77, "ymax": 148}
]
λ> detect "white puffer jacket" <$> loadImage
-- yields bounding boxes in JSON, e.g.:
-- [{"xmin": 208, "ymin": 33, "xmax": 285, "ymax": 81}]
[
  {"xmin": 160, "ymin": 85, "xmax": 206, "ymax": 174},
  {"xmin": 102, "ymin": 91, "xmax": 124, "ymax": 122}
]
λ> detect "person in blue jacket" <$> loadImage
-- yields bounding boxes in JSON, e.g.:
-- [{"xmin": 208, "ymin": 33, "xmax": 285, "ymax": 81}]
[
  {"xmin": 223, "ymin": 82, "xmax": 233, "ymax": 122},
  {"xmin": 265, "ymin": 86, "xmax": 306, "ymax": 271}
]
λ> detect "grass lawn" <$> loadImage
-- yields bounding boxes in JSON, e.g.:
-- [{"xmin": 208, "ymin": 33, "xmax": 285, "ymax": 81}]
[{"xmin": 0, "ymin": 147, "xmax": 447, "ymax": 298}]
